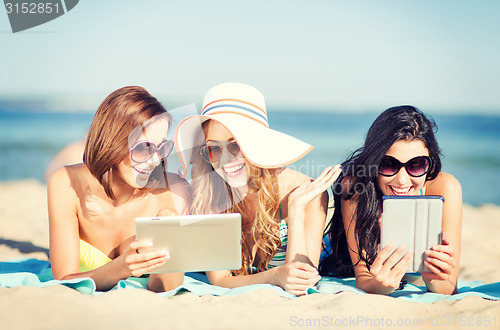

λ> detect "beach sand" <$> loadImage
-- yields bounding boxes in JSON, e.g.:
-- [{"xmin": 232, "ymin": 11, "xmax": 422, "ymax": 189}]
[{"xmin": 1, "ymin": 180, "xmax": 499, "ymax": 329}]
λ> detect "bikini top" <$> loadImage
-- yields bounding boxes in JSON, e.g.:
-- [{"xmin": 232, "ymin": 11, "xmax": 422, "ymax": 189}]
[
  {"xmin": 267, "ymin": 218, "xmax": 288, "ymax": 268},
  {"xmin": 79, "ymin": 239, "xmax": 111, "ymax": 272}
]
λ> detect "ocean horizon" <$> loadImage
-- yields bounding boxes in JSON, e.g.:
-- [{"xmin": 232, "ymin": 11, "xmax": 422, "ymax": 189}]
[{"xmin": 1, "ymin": 110, "xmax": 499, "ymax": 206}]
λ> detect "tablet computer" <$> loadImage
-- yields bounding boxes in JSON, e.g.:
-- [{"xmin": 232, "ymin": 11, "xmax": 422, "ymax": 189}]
[
  {"xmin": 135, "ymin": 213, "xmax": 242, "ymax": 273},
  {"xmin": 381, "ymin": 195, "xmax": 444, "ymax": 273}
]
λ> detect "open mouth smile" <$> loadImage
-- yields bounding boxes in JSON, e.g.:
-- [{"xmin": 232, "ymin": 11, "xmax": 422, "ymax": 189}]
[
  {"xmin": 223, "ymin": 163, "xmax": 245, "ymax": 177},
  {"xmin": 132, "ymin": 166, "xmax": 153, "ymax": 176},
  {"xmin": 389, "ymin": 186, "xmax": 412, "ymax": 196}
]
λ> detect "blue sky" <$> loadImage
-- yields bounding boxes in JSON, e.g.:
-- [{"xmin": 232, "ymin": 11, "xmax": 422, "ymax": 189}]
[{"xmin": 1, "ymin": 0, "xmax": 499, "ymax": 113}]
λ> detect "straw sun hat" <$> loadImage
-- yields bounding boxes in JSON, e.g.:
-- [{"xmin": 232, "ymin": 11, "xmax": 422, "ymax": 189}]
[{"xmin": 175, "ymin": 82, "xmax": 313, "ymax": 177}]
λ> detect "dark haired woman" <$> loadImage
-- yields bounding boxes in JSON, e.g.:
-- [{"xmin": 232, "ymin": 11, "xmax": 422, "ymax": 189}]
[
  {"xmin": 320, "ymin": 105, "xmax": 462, "ymax": 295},
  {"xmin": 48, "ymin": 86, "xmax": 188, "ymax": 292}
]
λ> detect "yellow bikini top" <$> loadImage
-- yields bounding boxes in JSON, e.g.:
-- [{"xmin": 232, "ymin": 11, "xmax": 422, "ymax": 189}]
[{"xmin": 79, "ymin": 239, "xmax": 112, "ymax": 272}]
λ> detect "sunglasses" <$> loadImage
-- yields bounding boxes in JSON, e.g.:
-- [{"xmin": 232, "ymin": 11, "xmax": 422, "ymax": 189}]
[
  {"xmin": 378, "ymin": 155, "xmax": 432, "ymax": 178},
  {"xmin": 200, "ymin": 141, "xmax": 241, "ymax": 163},
  {"xmin": 129, "ymin": 140, "xmax": 174, "ymax": 163}
]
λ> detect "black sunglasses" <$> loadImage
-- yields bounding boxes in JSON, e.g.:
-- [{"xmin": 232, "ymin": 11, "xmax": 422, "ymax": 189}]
[
  {"xmin": 378, "ymin": 155, "xmax": 432, "ymax": 178},
  {"xmin": 200, "ymin": 141, "xmax": 241, "ymax": 163},
  {"xmin": 129, "ymin": 140, "xmax": 174, "ymax": 163}
]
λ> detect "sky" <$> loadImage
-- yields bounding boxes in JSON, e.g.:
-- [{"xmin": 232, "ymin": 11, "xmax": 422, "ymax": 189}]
[{"xmin": 1, "ymin": 0, "xmax": 500, "ymax": 114}]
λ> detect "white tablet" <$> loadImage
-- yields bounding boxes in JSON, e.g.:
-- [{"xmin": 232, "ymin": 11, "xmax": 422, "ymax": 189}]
[
  {"xmin": 381, "ymin": 196, "xmax": 444, "ymax": 273},
  {"xmin": 135, "ymin": 213, "xmax": 242, "ymax": 273}
]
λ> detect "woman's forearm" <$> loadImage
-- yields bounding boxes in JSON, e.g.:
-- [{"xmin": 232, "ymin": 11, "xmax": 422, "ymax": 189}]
[
  {"xmin": 355, "ymin": 275, "xmax": 398, "ymax": 295},
  {"xmin": 285, "ymin": 210, "xmax": 311, "ymax": 265},
  {"xmin": 423, "ymin": 277, "xmax": 458, "ymax": 295},
  {"xmin": 56, "ymin": 259, "xmax": 129, "ymax": 291}
]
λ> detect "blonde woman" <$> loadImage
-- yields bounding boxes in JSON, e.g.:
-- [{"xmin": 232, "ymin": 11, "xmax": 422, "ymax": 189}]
[
  {"xmin": 48, "ymin": 86, "xmax": 187, "ymax": 292},
  {"xmin": 175, "ymin": 82, "xmax": 341, "ymax": 295}
]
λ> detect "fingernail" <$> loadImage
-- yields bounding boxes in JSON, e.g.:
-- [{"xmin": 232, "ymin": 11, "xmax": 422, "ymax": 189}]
[
  {"xmin": 164, "ymin": 251, "xmax": 170, "ymax": 258},
  {"xmin": 146, "ymin": 241, "xmax": 153, "ymax": 246}
]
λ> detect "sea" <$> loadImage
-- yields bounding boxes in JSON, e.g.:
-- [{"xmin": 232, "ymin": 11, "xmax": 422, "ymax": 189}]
[{"xmin": 0, "ymin": 110, "xmax": 499, "ymax": 206}]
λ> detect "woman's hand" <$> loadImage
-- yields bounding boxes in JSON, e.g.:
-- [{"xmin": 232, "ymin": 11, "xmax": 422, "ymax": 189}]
[
  {"xmin": 118, "ymin": 241, "xmax": 170, "ymax": 278},
  {"xmin": 367, "ymin": 243, "xmax": 412, "ymax": 293},
  {"xmin": 272, "ymin": 261, "xmax": 321, "ymax": 296},
  {"xmin": 288, "ymin": 165, "xmax": 341, "ymax": 218},
  {"xmin": 421, "ymin": 238, "xmax": 455, "ymax": 282}
]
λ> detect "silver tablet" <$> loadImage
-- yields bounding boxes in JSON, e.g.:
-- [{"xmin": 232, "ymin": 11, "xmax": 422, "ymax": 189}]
[
  {"xmin": 135, "ymin": 213, "xmax": 242, "ymax": 273},
  {"xmin": 381, "ymin": 196, "xmax": 443, "ymax": 273}
]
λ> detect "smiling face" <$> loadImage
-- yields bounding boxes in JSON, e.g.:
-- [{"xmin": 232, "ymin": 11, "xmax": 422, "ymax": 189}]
[
  {"xmin": 377, "ymin": 139, "xmax": 429, "ymax": 196},
  {"xmin": 203, "ymin": 120, "xmax": 249, "ymax": 189},
  {"xmin": 117, "ymin": 118, "xmax": 170, "ymax": 188}
]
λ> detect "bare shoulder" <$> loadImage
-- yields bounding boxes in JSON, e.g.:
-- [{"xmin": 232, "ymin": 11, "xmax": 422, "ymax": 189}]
[
  {"xmin": 276, "ymin": 167, "xmax": 311, "ymax": 198},
  {"xmin": 47, "ymin": 164, "xmax": 92, "ymax": 213},
  {"xmin": 426, "ymin": 172, "xmax": 463, "ymax": 216},
  {"xmin": 426, "ymin": 172, "xmax": 462, "ymax": 196},
  {"xmin": 48, "ymin": 165, "xmax": 70, "ymax": 187},
  {"xmin": 48, "ymin": 163, "xmax": 89, "ymax": 193}
]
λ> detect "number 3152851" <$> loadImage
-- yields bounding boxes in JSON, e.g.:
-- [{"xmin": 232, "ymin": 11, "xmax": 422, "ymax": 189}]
[{"xmin": 5, "ymin": 2, "xmax": 61, "ymax": 14}]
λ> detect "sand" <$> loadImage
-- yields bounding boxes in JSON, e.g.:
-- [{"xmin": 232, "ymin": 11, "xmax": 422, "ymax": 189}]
[{"xmin": 1, "ymin": 179, "xmax": 499, "ymax": 330}]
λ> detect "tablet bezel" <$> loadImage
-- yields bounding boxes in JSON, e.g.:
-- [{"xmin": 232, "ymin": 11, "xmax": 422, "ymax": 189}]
[
  {"xmin": 381, "ymin": 195, "xmax": 444, "ymax": 273},
  {"xmin": 135, "ymin": 213, "xmax": 242, "ymax": 273}
]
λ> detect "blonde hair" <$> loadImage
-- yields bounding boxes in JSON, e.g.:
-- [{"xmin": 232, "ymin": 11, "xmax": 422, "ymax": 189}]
[
  {"xmin": 189, "ymin": 121, "xmax": 282, "ymax": 275},
  {"xmin": 83, "ymin": 86, "xmax": 172, "ymax": 200}
]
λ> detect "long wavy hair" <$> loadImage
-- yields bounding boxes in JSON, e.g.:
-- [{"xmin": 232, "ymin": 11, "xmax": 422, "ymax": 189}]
[
  {"xmin": 189, "ymin": 121, "xmax": 282, "ymax": 275},
  {"xmin": 319, "ymin": 105, "xmax": 442, "ymax": 277}
]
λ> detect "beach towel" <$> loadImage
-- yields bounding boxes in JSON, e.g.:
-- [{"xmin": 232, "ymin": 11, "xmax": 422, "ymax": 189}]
[
  {"xmin": 307, "ymin": 276, "xmax": 500, "ymax": 303},
  {"xmin": 0, "ymin": 258, "xmax": 294, "ymax": 298},
  {"xmin": 1, "ymin": 258, "xmax": 499, "ymax": 302}
]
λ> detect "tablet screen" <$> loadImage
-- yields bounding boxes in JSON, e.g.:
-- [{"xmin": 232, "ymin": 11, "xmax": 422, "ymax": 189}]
[
  {"xmin": 381, "ymin": 196, "xmax": 443, "ymax": 273},
  {"xmin": 135, "ymin": 213, "xmax": 242, "ymax": 273}
]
